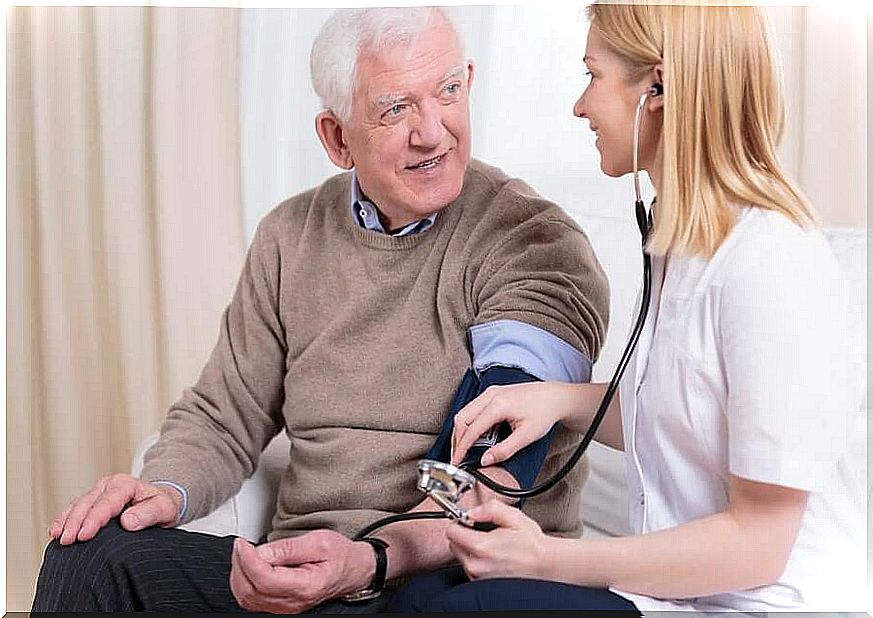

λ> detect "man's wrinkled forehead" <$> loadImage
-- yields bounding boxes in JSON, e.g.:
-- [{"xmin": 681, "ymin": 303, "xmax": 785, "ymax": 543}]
[{"xmin": 369, "ymin": 64, "xmax": 466, "ymax": 112}]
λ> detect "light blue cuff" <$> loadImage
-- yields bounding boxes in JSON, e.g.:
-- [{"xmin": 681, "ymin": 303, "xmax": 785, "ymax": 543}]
[
  {"xmin": 470, "ymin": 319, "xmax": 592, "ymax": 383},
  {"xmin": 151, "ymin": 480, "xmax": 188, "ymax": 521}
]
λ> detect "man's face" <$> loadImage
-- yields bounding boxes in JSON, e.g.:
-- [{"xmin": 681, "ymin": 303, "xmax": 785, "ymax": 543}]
[{"xmin": 343, "ymin": 22, "xmax": 473, "ymax": 229}]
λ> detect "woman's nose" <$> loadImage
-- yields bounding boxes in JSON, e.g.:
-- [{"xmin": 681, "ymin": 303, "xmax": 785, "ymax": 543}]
[{"xmin": 573, "ymin": 93, "xmax": 586, "ymax": 119}]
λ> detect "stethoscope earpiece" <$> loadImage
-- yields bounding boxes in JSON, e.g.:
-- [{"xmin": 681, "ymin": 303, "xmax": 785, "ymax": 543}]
[{"xmin": 650, "ymin": 82, "xmax": 664, "ymax": 97}]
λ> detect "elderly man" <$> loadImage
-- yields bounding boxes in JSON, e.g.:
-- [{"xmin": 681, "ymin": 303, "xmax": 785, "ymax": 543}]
[{"xmin": 32, "ymin": 7, "xmax": 608, "ymax": 614}]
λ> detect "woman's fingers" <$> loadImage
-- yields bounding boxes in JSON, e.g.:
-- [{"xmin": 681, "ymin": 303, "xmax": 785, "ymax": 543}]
[
  {"xmin": 480, "ymin": 426, "xmax": 538, "ymax": 466},
  {"xmin": 452, "ymin": 399, "xmax": 505, "ymax": 465},
  {"xmin": 467, "ymin": 499, "xmax": 526, "ymax": 528},
  {"xmin": 451, "ymin": 390, "xmax": 495, "ymax": 463}
]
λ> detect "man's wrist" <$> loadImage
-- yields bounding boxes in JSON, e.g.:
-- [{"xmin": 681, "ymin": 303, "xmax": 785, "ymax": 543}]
[
  {"xmin": 354, "ymin": 539, "xmax": 378, "ymax": 589},
  {"xmin": 150, "ymin": 480, "xmax": 187, "ymax": 522},
  {"xmin": 341, "ymin": 538, "xmax": 389, "ymax": 602}
]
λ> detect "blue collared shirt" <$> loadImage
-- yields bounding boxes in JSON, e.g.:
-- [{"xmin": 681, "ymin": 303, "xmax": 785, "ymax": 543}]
[{"xmin": 351, "ymin": 171, "xmax": 437, "ymax": 236}]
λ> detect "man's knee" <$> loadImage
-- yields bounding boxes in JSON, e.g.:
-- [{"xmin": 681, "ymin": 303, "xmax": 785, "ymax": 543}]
[
  {"xmin": 41, "ymin": 518, "xmax": 131, "ymax": 572},
  {"xmin": 34, "ymin": 518, "xmax": 169, "ymax": 611}
]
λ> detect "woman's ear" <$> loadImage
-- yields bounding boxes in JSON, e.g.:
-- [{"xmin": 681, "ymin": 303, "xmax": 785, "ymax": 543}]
[
  {"xmin": 315, "ymin": 110, "xmax": 353, "ymax": 169},
  {"xmin": 648, "ymin": 64, "xmax": 664, "ymax": 112}
]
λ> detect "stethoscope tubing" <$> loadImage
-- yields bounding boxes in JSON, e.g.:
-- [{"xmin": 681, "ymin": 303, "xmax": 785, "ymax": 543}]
[
  {"xmin": 467, "ymin": 212, "xmax": 652, "ymax": 499},
  {"xmin": 351, "ymin": 91, "xmax": 657, "ymax": 538},
  {"xmin": 466, "ymin": 91, "xmax": 656, "ymax": 499}
]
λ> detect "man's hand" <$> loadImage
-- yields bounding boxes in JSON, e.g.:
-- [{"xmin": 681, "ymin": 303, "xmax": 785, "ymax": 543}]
[
  {"xmin": 230, "ymin": 530, "xmax": 376, "ymax": 613},
  {"xmin": 48, "ymin": 474, "xmax": 184, "ymax": 545}
]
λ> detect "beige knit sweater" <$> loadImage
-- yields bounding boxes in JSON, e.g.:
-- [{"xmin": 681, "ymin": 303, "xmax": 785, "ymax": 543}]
[{"xmin": 141, "ymin": 159, "xmax": 609, "ymax": 540}]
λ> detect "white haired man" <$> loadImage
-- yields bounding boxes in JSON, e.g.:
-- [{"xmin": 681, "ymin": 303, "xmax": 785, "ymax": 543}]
[{"xmin": 32, "ymin": 7, "xmax": 608, "ymax": 613}]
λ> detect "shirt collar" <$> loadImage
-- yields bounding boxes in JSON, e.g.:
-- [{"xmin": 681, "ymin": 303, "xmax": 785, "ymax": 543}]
[{"xmin": 350, "ymin": 172, "xmax": 437, "ymax": 237}]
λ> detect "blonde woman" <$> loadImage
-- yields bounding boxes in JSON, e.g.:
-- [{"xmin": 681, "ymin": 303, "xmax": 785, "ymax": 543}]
[{"xmin": 387, "ymin": 3, "xmax": 865, "ymax": 613}]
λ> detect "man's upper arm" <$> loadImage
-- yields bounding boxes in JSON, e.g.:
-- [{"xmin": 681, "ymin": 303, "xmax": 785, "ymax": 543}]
[
  {"xmin": 461, "ymin": 213, "xmax": 609, "ymax": 489},
  {"xmin": 471, "ymin": 215, "xmax": 609, "ymax": 365}
]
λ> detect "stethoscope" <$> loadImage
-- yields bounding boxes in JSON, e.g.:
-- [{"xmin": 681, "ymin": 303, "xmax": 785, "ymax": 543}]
[{"xmin": 352, "ymin": 84, "xmax": 661, "ymax": 542}]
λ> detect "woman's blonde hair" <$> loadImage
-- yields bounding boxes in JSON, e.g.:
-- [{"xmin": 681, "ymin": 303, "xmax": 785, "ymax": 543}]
[{"xmin": 587, "ymin": 3, "xmax": 818, "ymax": 257}]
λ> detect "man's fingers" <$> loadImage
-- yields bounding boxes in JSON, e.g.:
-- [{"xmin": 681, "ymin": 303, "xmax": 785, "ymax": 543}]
[
  {"xmin": 257, "ymin": 530, "xmax": 337, "ymax": 568},
  {"xmin": 234, "ymin": 537, "xmax": 286, "ymax": 595},
  {"xmin": 76, "ymin": 483, "xmax": 136, "ymax": 541},
  {"xmin": 255, "ymin": 537, "xmax": 304, "ymax": 566},
  {"xmin": 49, "ymin": 500, "xmax": 76, "ymax": 539},
  {"xmin": 230, "ymin": 539, "xmax": 259, "ymax": 607},
  {"xmin": 454, "ymin": 390, "xmax": 491, "ymax": 429},
  {"xmin": 59, "ymin": 486, "xmax": 106, "ymax": 545},
  {"xmin": 234, "ymin": 539, "xmax": 271, "ymax": 589},
  {"xmin": 120, "ymin": 493, "xmax": 178, "ymax": 531}
]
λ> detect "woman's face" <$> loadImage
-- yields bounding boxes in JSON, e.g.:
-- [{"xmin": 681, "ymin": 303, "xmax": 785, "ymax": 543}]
[{"xmin": 573, "ymin": 27, "xmax": 662, "ymax": 178}]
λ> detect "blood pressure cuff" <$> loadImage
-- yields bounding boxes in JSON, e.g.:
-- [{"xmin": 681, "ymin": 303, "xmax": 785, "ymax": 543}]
[{"xmin": 425, "ymin": 365, "xmax": 557, "ymax": 490}]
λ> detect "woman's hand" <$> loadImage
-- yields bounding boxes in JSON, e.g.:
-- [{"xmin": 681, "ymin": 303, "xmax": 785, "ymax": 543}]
[
  {"xmin": 451, "ymin": 381, "xmax": 582, "ymax": 466},
  {"xmin": 446, "ymin": 500, "xmax": 550, "ymax": 581}
]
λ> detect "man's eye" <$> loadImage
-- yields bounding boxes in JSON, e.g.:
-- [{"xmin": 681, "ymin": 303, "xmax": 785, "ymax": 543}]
[
  {"xmin": 443, "ymin": 83, "xmax": 460, "ymax": 95},
  {"xmin": 384, "ymin": 104, "xmax": 405, "ymax": 118}
]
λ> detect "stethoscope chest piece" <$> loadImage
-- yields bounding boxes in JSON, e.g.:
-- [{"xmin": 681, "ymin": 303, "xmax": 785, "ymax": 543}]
[{"xmin": 417, "ymin": 459, "xmax": 480, "ymax": 527}]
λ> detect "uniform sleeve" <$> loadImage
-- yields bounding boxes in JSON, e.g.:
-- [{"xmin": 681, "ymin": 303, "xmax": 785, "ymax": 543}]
[
  {"xmin": 140, "ymin": 220, "xmax": 287, "ymax": 522},
  {"xmin": 719, "ymin": 231, "xmax": 858, "ymax": 493},
  {"xmin": 472, "ymin": 216, "xmax": 609, "ymax": 364}
]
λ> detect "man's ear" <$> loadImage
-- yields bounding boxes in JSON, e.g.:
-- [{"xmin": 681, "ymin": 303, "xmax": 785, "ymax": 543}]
[
  {"xmin": 466, "ymin": 60, "xmax": 475, "ymax": 92},
  {"xmin": 315, "ymin": 110, "xmax": 353, "ymax": 169},
  {"xmin": 648, "ymin": 64, "xmax": 664, "ymax": 113}
]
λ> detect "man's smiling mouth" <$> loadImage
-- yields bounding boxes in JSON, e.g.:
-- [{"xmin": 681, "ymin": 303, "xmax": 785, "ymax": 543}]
[{"xmin": 406, "ymin": 152, "xmax": 447, "ymax": 170}]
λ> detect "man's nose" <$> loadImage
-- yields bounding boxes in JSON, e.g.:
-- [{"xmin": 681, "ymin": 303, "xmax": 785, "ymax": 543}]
[{"xmin": 410, "ymin": 101, "xmax": 447, "ymax": 148}]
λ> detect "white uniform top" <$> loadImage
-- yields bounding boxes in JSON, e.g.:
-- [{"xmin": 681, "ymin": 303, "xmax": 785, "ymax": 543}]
[{"xmin": 611, "ymin": 207, "xmax": 867, "ymax": 613}]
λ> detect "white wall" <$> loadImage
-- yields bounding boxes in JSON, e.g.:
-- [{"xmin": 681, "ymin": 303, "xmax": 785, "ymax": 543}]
[
  {"xmin": 238, "ymin": 4, "xmax": 656, "ymax": 243},
  {"xmin": 238, "ymin": 4, "xmax": 867, "ymax": 239}
]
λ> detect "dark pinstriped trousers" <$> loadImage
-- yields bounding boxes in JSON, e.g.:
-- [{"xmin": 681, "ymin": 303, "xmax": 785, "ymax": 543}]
[{"xmin": 31, "ymin": 519, "xmax": 391, "ymax": 613}]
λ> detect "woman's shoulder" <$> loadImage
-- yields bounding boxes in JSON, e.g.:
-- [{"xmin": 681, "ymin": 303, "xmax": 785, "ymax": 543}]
[{"xmin": 717, "ymin": 206, "xmax": 838, "ymax": 282}]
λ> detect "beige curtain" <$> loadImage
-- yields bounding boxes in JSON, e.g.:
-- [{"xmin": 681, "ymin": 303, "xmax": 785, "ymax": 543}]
[
  {"xmin": 7, "ymin": 7, "xmax": 245, "ymax": 610},
  {"xmin": 769, "ymin": 5, "xmax": 867, "ymax": 228}
]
